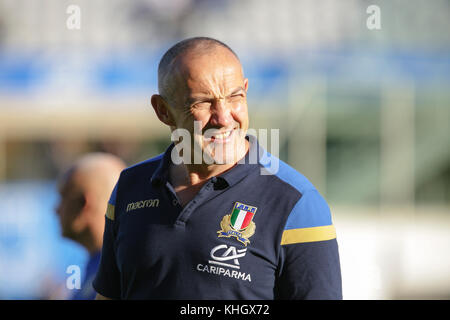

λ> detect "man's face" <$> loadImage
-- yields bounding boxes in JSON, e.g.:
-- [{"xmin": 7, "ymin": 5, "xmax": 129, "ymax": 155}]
[{"xmin": 167, "ymin": 47, "xmax": 249, "ymax": 164}]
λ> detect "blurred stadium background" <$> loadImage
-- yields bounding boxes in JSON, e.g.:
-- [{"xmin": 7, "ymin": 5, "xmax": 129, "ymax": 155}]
[{"xmin": 0, "ymin": 0, "xmax": 448, "ymax": 299}]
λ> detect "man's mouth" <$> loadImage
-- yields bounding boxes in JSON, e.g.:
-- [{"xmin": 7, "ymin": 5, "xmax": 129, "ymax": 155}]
[{"xmin": 206, "ymin": 129, "xmax": 234, "ymax": 144}]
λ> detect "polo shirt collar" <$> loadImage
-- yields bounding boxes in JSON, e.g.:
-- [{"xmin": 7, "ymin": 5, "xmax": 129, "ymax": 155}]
[
  {"xmin": 150, "ymin": 143, "xmax": 175, "ymax": 186},
  {"xmin": 217, "ymin": 135, "xmax": 263, "ymax": 187},
  {"xmin": 150, "ymin": 135, "xmax": 265, "ymax": 188}
]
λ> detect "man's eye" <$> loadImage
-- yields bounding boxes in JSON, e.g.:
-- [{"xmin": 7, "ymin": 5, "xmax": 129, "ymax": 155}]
[
  {"xmin": 193, "ymin": 101, "xmax": 211, "ymax": 108},
  {"xmin": 229, "ymin": 94, "xmax": 244, "ymax": 101}
]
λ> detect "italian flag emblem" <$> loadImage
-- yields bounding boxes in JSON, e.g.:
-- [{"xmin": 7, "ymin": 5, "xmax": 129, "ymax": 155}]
[
  {"xmin": 230, "ymin": 206, "xmax": 255, "ymax": 230},
  {"xmin": 218, "ymin": 202, "xmax": 257, "ymax": 246}
]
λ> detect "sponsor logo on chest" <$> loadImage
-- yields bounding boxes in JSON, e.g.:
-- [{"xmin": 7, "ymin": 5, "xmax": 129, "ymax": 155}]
[
  {"xmin": 196, "ymin": 244, "xmax": 252, "ymax": 282},
  {"xmin": 195, "ymin": 201, "xmax": 258, "ymax": 282}
]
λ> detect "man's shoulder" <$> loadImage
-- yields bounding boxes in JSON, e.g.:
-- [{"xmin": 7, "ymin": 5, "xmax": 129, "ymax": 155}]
[
  {"xmin": 120, "ymin": 153, "xmax": 164, "ymax": 178},
  {"xmin": 258, "ymin": 157, "xmax": 333, "ymax": 236},
  {"xmin": 259, "ymin": 157, "xmax": 317, "ymax": 196}
]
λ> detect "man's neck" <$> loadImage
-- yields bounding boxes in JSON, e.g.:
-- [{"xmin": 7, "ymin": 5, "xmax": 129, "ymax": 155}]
[
  {"xmin": 169, "ymin": 162, "xmax": 236, "ymax": 208},
  {"xmin": 172, "ymin": 162, "xmax": 234, "ymax": 188},
  {"xmin": 171, "ymin": 139, "xmax": 249, "ymax": 189}
]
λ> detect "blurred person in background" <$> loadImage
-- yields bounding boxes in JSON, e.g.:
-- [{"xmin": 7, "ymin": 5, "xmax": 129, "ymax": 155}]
[
  {"xmin": 56, "ymin": 152, "xmax": 126, "ymax": 300},
  {"xmin": 93, "ymin": 37, "xmax": 342, "ymax": 300}
]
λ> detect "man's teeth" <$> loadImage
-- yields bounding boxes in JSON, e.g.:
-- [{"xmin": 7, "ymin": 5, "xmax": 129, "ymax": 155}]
[{"xmin": 212, "ymin": 131, "xmax": 232, "ymax": 139}]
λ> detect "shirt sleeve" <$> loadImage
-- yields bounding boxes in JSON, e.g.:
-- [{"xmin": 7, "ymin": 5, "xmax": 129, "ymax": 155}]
[
  {"xmin": 92, "ymin": 183, "xmax": 121, "ymax": 299},
  {"xmin": 274, "ymin": 190, "xmax": 343, "ymax": 299}
]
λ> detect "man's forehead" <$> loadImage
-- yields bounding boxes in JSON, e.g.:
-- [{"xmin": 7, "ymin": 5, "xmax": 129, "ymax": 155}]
[
  {"xmin": 176, "ymin": 56, "xmax": 243, "ymax": 90},
  {"xmin": 174, "ymin": 46, "xmax": 242, "ymax": 76}
]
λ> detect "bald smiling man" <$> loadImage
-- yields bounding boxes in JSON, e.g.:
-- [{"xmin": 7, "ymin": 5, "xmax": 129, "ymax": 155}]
[
  {"xmin": 56, "ymin": 152, "xmax": 125, "ymax": 300},
  {"xmin": 93, "ymin": 37, "xmax": 342, "ymax": 300}
]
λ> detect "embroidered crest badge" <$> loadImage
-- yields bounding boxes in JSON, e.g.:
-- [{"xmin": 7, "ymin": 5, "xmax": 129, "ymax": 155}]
[{"xmin": 217, "ymin": 202, "xmax": 257, "ymax": 246}]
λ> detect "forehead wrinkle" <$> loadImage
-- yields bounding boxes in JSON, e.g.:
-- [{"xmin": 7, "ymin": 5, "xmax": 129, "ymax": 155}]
[
  {"xmin": 168, "ymin": 47, "xmax": 244, "ymax": 106},
  {"xmin": 187, "ymin": 63, "xmax": 243, "ymax": 100}
]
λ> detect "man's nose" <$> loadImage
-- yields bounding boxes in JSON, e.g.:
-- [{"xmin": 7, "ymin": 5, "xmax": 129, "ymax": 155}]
[{"xmin": 209, "ymin": 99, "xmax": 233, "ymax": 128}]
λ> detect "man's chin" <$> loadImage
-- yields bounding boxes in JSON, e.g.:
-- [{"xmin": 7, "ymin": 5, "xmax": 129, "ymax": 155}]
[
  {"xmin": 203, "ymin": 140, "xmax": 247, "ymax": 165},
  {"xmin": 205, "ymin": 153, "xmax": 238, "ymax": 165}
]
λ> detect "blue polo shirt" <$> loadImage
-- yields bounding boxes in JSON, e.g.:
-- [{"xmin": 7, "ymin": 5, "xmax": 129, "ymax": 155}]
[{"xmin": 92, "ymin": 136, "xmax": 342, "ymax": 299}]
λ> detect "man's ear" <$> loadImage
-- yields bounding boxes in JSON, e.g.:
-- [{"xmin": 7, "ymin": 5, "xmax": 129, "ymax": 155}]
[
  {"xmin": 244, "ymin": 78, "xmax": 248, "ymax": 92},
  {"xmin": 151, "ymin": 94, "xmax": 176, "ymax": 127}
]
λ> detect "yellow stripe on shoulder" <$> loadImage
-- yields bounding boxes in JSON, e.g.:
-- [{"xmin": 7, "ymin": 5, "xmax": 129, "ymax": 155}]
[
  {"xmin": 105, "ymin": 203, "xmax": 115, "ymax": 221},
  {"xmin": 281, "ymin": 225, "xmax": 336, "ymax": 245}
]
